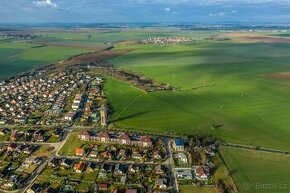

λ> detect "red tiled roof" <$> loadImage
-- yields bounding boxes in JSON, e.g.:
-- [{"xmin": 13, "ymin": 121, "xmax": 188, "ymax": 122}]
[
  {"xmin": 79, "ymin": 130, "xmax": 90, "ymax": 137},
  {"xmin": 99, "ymin": 183, "xmax": 108, "ymax": 189},
  {"xmin": 139, "ymin": 136, "xmax": 152, "ymax": 143},
  {"xmin": 195, "ymin": 166, "xmax": 206, "ymax": 176},
  {"xmin": 125, "ymin": 189, "xmax": 138, "ymax": 193},
  {"xmin": 74, "ymin": 162, "xmax": 86, "ymax": 171},
  {"xmin": 98, "ymin": 132, "xmax": 110, "ymax": 139},
  {"xmin": 118, "ymin": 133, "xmax": 131, "ymax": 141},
  {"xmin": 75, "ymin": 148, "xmax": 84, "ymax": 155}
]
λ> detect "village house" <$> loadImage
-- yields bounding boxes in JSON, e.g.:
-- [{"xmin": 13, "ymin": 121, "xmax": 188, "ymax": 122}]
[
  {"xmin": 156, "ymin": 178, "xmax": 168, "ymax": 190},
  {"xmin": 74, "ymin": 161, "xmax": 86, "ymax": 173},
  {"xmin": 78, "ymin": 130, "xmax": 90, "ymax": 140},
  {"xmin": 172, "ymin": 138, "xmax": 185, "ymax": 151},
  {"xmin": 125, "ymin": 189, "xmax": 138, "ymax": 193},
  {"xmin": 139, "ymin": 136, "xmax": 153, "ymax": 147},
  {"xmin": 98, "ymin": 183, "xmax": 109, "ymax": 191},
  {"xmin": 194, "ymin": 166, "xmax": 209, "ymax": 180},
  {"xmin": 118, "ymin": 133, "xmax": 131, "ymax": 145},
  {"xmin": 7, "ymin": 143, "xmax": 18, "ymax": 152},
  {"xmin": 75, "ymin": 147, "xmax": 85, "ymax": 156},
  {"xmin": 78, "ymin": 131, "xmax": 155, "ymax": 149},
  {"xmin": 27, "ymin": 183, "xmax": 43, "ymax": 193},
  {"xmin": 61, "ymin": 158, "xmax": 74, "ymax": 168}
]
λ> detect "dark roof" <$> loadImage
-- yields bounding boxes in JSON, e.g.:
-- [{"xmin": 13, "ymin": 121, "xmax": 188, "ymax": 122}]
[{"xmin": 175, "ymin": 138, "xmax": 184, "ymax": 146}]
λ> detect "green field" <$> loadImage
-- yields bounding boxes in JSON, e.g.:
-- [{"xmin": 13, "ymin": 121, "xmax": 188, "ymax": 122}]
[
  {"xmin": 179, "ymin": 185, "xmax": 218, "ymax": 193},
  {"xmin": 105, "ymin": 41, "xmax": 290, "ymax": 151},
  {"xmin": 1, "ymin": 29, "xmax": 290, "ymax": 192},
  {"xmin": 0, "ymin": 40, "xmax": 90, "ymax": 80},
  {"xmin": 220, "ymin": 147, "xmax": 290, "ymax": 193}
]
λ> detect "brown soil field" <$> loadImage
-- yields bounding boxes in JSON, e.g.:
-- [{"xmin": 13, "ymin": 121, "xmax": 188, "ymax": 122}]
[
  {"xmin": 56, "ymin": 48, "xmax": 132, "ymax": 68},
  {"xmin": 259, "ymin": 72, "xmax": 290, "ymax": 80},
  {"xmin": 226, "ymin": 32, "xmax": 290, "ymax": 43}
]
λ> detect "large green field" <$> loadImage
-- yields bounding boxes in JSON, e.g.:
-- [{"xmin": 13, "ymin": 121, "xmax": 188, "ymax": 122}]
[
  {"xmin": 0, "ymin": 29, "xmax": 209, "ymax": 80},
  {"xmin": 0, "ymin": 40, "xmax": 90, "ymax": 80},
  {"xmin": 105, "ymin": 41, "xmax": 290, "ymax": 151},
  {"xmin": 220, "ymin": 147, "xmax": 290, "ymax": 193}
]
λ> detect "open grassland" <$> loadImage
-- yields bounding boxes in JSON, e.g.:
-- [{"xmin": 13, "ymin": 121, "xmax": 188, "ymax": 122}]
[
  {"xmin": 220, "ymin": 147, "xmax": 290, "ymax": 193},
  {"xmin": 105, "ymin": 41, "xmax": 290, "ymax": 151},
  {"xmin": 179, "ymin": 185, "xmax": 218, "ymax": 193}
]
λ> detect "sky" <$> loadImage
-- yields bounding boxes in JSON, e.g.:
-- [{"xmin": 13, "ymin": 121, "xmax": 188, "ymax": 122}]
[{"xmin": 1, "ymin": 0, "xmax": 290, "ymax": 24}]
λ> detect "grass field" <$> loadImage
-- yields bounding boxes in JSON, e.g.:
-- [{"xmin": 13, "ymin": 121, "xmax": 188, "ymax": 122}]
[
  {"xmin": 0, "ymin": 40, "xmax": 90, "ymax": 80},
  {"xmin": 104, "ymin": 41, "xmax": 290, "ymax": 151},
  {"xmin": 220, "ymin": 147, "xmax": 290, "ymax": 193},
  {"xmin": 179, "ymin": 185, "xmax": 218, "ymax": 193}
]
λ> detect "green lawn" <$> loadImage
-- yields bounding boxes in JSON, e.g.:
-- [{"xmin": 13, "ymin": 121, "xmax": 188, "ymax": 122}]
[
  {"xmin": 220, "ymin": 147, "xmax": 290, "ymax": 193},
  {"xmin": 104, "ymin": 41, "xmax": 290, "ymax": 151}
]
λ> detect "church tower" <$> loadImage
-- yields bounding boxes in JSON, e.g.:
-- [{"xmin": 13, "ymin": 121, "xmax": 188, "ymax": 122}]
[{"xmin": 100, "ymin": 105, "xmax": 108, "ymax": 127}]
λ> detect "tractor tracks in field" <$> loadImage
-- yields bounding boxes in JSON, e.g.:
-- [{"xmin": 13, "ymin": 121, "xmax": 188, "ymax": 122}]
[{"xmin": 222, "ymin": 142, "xmax": 290, "ymax": 155}]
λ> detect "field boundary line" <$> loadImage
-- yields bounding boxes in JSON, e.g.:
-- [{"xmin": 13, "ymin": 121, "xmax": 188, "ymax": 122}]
[
  {"xmin": 217, "ymin": 151, "xmax": 240, "ymax": 193},
  {"xmin": 222, "ymin": 143, "xmax": 290, "ymax": 155},
  {"xmin": 115, "ymin": 92, "xmax": 146, "ymax": 119}
]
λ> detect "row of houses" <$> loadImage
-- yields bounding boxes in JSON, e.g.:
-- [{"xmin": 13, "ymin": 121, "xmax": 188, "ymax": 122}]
[
  {"xmin": 78, "ymin": 130, "xmax": 153, "ymax": 148},
  {"xmin": 46, "ymin": 158, "xmax": 171, "ymax": 192}
]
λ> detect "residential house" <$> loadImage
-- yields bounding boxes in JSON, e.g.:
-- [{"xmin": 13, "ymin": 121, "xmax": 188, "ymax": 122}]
[
  {"xmin": 74, "ymin": 162, "xmax": 86, "ymax": 173},
  {"xmin": 194, "ymin": 166, "xmax": 209, "ymax": 180},
  {"xmin": 61, "ymin": 158, "xmax": 73, "ymax": 168},
  {"xmin": 98, "ymin": 131, "xmax": 110, "ymax": 143},
  {"xmin": 173, "ymin": 138, "xmax": 185, "ymax": 151},
  {"xmin": 126, "ymin": 189, "xmax": 138, "ymax": 193},
  {"xmin": 114, "ymin": 164, "xmax": 127, "ymax": 176},
  {"xmin": 156, "ymin": 178, "xmax": 168, "ymax": 190},
  {"xmin": 98, "ymin": 183, "xmax": 109, "ymax": 191},
  {"xmin": 78, "ymin": 130, "xmax": 90, "ymax": 140},
  {"xmin": 50, "ymin": 158, "xmax": 59, "ymax": 167},
  {"xmin": 7, "ymin": 143, "xmax": 17, "ymax": 152},
  {"xmin": 27, "ymin": 183, "xmax": 42, "ymax": 193},
  {"xmin": 118, "ymin": 133, "xmax": 131, "ymax": 145},
  {"xmin": 75, "ymin": 147, "xmax": 85, "ymax": 156},
  {"xmin": 139, "ymin": 136, "xmax": 153, "ymax": 147}
]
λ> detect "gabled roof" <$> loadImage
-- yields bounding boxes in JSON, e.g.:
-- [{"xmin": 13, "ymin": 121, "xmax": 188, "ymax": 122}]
[
  {"xmin": 75, "ymin": 148, "xmax": 84, "ymax": 155},
  {"xmin": 74, "ymin": 162, "xmax": 86, "ymax": 171},
  {"xmin": 79, "ymin": 130, "xmax": 90, "ymax": 137},
  {"xmin": 118, "ymin": 133, "xmax": 131, "ymax": 141},
  {"xmin": 98, "ymin": 131, "xmax": 110, "ymax": 139},
  {"xmin": 125, "ymin": 189, "xmax": 138, "ymax": 193},
  {"xmin": 195, "ymin": 166, "xmax": 206, "ymax": 177},
  {"xmin": 139, "ymin": 136, "xmax": 152, "ymax": 143}
]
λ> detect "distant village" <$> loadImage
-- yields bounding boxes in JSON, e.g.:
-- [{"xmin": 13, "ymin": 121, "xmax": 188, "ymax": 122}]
[{"xmin": 140, "ymin": 37, "xmax": 194, "ymax": 45}]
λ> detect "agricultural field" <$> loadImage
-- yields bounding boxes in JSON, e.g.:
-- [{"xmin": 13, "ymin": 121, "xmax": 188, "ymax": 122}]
[
  {"xmin": 220, "ymin": 147, "xmax": 290, "ymax": 193},
  {"xmin": 0, "ymin": 40, "xmax": 90, "ymax": 80},
  {"xmin": 105, "ymin": 40, "xmax": 290, "ymax": 151},
  {"xmin": 179, "ymin": 185, "xmax": 218, "ymax": 193},
  {"xmin": 0, "ymin": 29, "xmax": 208, "ymax": 80}
]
